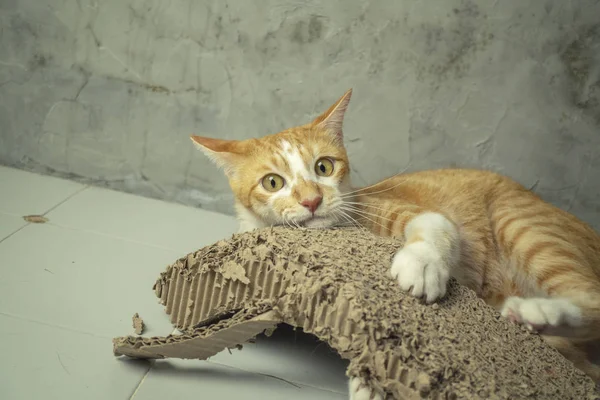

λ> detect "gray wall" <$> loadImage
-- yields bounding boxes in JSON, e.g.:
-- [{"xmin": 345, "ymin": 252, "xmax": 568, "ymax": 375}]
[{"xmin": 2, "ymin": 1, "xmax": 600, "ymax": 227}]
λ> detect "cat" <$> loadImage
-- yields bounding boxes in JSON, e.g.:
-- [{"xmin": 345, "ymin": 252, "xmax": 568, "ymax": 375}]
[{"xmin": 190, "ymin": 89, "xmax": 600, "ymax": 399}]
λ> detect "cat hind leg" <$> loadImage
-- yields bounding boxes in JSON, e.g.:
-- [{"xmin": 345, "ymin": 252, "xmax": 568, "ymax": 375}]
[{"xmin": 500, "ymin": 296, "xmax": 582, "ymax": 336}]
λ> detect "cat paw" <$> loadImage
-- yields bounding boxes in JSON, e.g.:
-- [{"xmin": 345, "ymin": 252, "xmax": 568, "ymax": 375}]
[
  {"xmin": 500, "ymin": 297, "xmax": 582, "ymax": 336},
  {"xmin": 348, "ymin": 377, "xmax": 384, "ymax": 400},
  {"xmin": 390, "ymin": 242, "xmax": 450, "ymax": 303}
]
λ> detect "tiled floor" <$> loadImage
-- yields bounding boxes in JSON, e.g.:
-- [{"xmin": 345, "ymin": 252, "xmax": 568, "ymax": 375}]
[{"xmin": 0, "ymin": 166, "xmax": 349, "ymax": 400}]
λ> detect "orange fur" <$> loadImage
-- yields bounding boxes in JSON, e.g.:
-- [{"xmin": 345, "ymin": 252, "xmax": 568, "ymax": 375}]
[{"xmin": 191, "ymin": 89, "xmax": 600, "ymax": 382}]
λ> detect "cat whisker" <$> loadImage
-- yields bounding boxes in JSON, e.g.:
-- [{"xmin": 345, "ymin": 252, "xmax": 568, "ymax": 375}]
[
  {"xmin": 340, "ymin": 204, "xmax": 399, "ymax": 224},
  {"xmin": 333, "ymin": 209, "xmax": 362, "ymax": 230},
  {"xmin": 342, "ymin": 212, "xmax": 375, "ymax": 232},
  {"xmin": 339, "ymin": 180, "xmax": 403, "ymax": 198},
  {"xmin": 328, "ymin": 201, "xmax": 388, "ymax": 230},
  {"xmin": 329, "ymin": 200, "xmax": 389, "ymax": 217},
  {"xmin": 340, "ymin": 200, "xmax": 412, "ymax": 215},
  {"xmin": 339, "ymin": 165, "xmax": 411, "ymax": 199},
  {"xmin": 341, "ymin": 209, "xmax": 395, "ymax": 226},
  {"xmin": 339, "ymin": 211, "xmax": 367, "ymax": 231},
  {"xmin": 282, "ymin": 214, "xmax": 300, "ymax": 230},
  {"xmin": 339, "ymin": 206, "xmax": 391, "ymax": 234},
  {"xmin": 333, "ymin": 212, "xmax": 357, "ymax": 229},
  {"xmin": 282, "ymin": 210, "xmax": 302, "ymax": 229},
  {"xmin": 327, "ymin": 202, "xmax": 364, "ymax": 227},
  {"xmin": 348, "ymin": 215, "xmax": 390, "ymax": 234}
]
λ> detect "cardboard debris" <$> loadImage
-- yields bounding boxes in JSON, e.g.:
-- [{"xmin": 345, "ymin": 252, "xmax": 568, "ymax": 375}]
[
  {"xmin": 113, "ymin": 227, "xmax": 599, "ymax": 399},
  {"xmin": 23, "ymin": 215, "xmax": 48, "ymax": 223},
  {"xmin": 132, "ymin": 313, "xmax": 144, "ymax": 335}
]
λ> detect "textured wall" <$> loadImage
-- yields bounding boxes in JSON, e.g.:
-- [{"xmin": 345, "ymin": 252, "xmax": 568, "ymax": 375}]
[{"xmin": 1, "ymin": 1, "xmax": 600, "ymax": 226}]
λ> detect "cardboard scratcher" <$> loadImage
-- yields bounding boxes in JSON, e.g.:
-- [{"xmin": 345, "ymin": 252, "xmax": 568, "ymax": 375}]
[{"xmin": 113, "ymin": 227, "xmax": 598, "ymax": 399}]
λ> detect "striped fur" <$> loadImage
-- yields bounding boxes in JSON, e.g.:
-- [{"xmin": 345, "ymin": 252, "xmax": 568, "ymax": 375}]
[
  {"xmin": 191, "ymin": 90, "xmax": 600, "ymax": 388},
  {"xmin": 355, "ymin": 168, "xmax": 600, "ymax": 382}
]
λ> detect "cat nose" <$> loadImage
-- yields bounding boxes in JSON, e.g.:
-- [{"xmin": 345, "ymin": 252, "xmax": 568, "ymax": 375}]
[{"xmin": 300, "ymin": 196, "xmax": 322, "ymax": 214}]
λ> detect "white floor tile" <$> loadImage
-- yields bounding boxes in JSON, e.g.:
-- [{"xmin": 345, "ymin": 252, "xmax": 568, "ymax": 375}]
[
  {"xmin": 0, "ymin": 212, "xmax": 27, "ymax": 241},
  {"xmin": 0, "ymin": 314, "xmax": 151, "ymax": 400},
  {"xmin": 46, "ymin": 187, "xmax": 238, "ymax": 253},
  {"xmin": 0, "ymin": 166, "xmax": 85, "ymax": 216},
  {"xmin": 0, "ymin": 223, "xmax": 179, "ymax": 338},
  {"xmin": 132, "ymin": 359, "xmax": 346, "ymax": 400},
  {"xmin": 209, "ymin": 324, "xmax": 349, "ymax": 393}
]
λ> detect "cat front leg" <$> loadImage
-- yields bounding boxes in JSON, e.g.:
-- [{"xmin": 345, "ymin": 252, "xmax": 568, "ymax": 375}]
[
  {"xmin": 348, "ymin": 376, "xmax": 384, "ymax": 400},
  {"xmin": 390, "ymin": 212, "xmax": 460, "ymax": 303}
]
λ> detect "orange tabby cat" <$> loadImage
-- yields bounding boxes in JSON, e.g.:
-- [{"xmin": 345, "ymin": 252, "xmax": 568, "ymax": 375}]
[{"xmin": 191, "ymin": 89, "xmax": 600, "ymax": 399}]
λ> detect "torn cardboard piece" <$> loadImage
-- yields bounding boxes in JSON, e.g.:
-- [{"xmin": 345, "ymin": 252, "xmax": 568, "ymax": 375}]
[
  {"xmin": 116, "ymin": 308, "xmax": 279, "ymax": 360},
  {"xmin": 132, "ymin": 313, "xmax": 144, "ymax": 335},
  {"xmin": 113, "ymin": 227, "xmax": 599, "ymax": 399}
]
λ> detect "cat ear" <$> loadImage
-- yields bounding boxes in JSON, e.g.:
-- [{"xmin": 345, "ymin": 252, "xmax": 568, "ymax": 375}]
[
  {"xmin": 190, "ymin": 135, "xmax": 242, "ymax": 176},
  {"xmin": 312, "ymin": 89, "xmax": 352, "ymax": 140}
]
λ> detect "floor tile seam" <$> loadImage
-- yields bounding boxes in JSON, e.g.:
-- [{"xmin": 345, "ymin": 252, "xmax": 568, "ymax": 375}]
[
  {"xmin": 127, "ymin": 328, "xmax": 179, "ymax": 399},
  {"xmin": 0, "ymin": 311, "xmax": 113, "ymax": 340},
  {"xmin": 41, "ymin": 185, "xmax": 90, "ymax": 215},
  {"xmin": 132, "ymin": 315, "xmax": 346, "ymax": 395},
  {"xmin": 0, "ymin": 185, "xmax": 89, "ymax": 218},
  {"xmin": 0, "ymin": 186, "xmax": 89, "ymax": 243},
  {"xmin": 127, "ymin": 362, "xmax": 154, "ymax": 400},
  {"xmin": 204, "ymin": 359, "xmax": 347, "ymax": 394},
  {"xmin": 0, "ymin": 210, "xmax": 27, "ymax": 218},
  {"xmin": 0, "ymin": 223, "xmax": 29, "ymax": 244},
  {"xmin": 27, "ymin": 219, "xmax": 184, "ymax": 253}
]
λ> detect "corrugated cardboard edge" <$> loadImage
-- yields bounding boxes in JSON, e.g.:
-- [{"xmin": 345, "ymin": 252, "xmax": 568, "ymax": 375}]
[
  {"xmin": 113, "ymin": 310, "xmax": 281, "ymax": 360},
  {"xmin": 152, "ymin": 241, "xmax": 303, "ymax": 331}
]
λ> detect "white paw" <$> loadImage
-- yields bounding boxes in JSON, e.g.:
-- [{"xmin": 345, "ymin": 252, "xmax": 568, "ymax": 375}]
[
  {"xmin": 348, "ymin": 377, "xmax": 383, "ymax": 400},
  {"xmin": 500, "ymin": 297, "xmax": 582, "ymax": 336},
  {"xmin": 390, "ymin": 242, "xmax": 450, "ymax": 303}
]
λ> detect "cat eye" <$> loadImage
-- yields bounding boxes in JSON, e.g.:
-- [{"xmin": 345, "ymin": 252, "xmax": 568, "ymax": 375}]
[
  {"xmin": 261, "ymin": 174, "xmax": 285, "ymax": 192},
  {"xmin": 315, "ymin": 158, "xmax": 334, "ymax": 177}
]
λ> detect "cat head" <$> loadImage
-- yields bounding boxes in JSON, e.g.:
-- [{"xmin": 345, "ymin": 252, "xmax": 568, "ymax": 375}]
[{"xmin": 191, "ymin": 89, "xmax": 354, "ymax": 232}]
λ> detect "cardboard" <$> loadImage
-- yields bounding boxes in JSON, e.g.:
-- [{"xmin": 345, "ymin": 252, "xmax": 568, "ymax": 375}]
[
  {"xmin": 113, "ymin": 227, "xmax": 599, "ymax": 399},
  {"xmin": 132, "ymin": 313, "xmax": 144, "ymax": 335}
]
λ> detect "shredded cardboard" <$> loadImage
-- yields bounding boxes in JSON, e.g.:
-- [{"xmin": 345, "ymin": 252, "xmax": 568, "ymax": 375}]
[
  {"xmin": 113, "ymin": 227, "xmax": 599, "ymax": 399},
  {"xmin": 132, "ymin": 313, "xmax": 144, "ymax": 335}
]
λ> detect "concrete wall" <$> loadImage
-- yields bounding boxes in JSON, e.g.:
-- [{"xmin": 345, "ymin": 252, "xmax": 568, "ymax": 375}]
[{"xmin": 1, "ymin": 1, "xmax": 600, "ymax": 227}]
